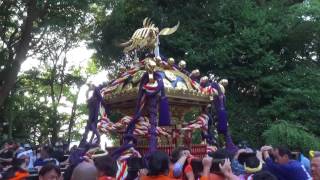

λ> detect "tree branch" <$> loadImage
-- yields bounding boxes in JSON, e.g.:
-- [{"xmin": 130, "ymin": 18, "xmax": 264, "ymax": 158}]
[
  {"xmin": 56, "ymin": 56, "xmax": 67, "ymax": 104},
  {"xmin": 30, "ymin": 26, "xmax": 48, "ymax": 49}
]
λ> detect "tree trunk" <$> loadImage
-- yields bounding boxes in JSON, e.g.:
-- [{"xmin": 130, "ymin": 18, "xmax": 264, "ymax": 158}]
[
  {"xmin": 0, "ymin": 61, "xmax": 23, "ymax": 106},
  {"xmin": 0, "ymin": 0, "xmax": 45, "ymax": 106},
  {"xmin": 8, "ymin": 100, "xmax": 13, "ymax": 140},
  {"xmin": 51, "ymin": 103, "xmax": 59, "ymax": 145},
  {"xmin": 67, "ymin": 90, "xmax": 80, "ymax": 146}
]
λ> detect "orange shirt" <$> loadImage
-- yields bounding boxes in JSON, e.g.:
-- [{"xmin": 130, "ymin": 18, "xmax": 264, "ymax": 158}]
[
  {"xmin": 199, "ymin": 173, "xmax": 225, "ymax": 180},
  {"xmin": 208, "ymin": 173, "xmax": 225, "ymax": 180},
  {"xmin": 98, "ymin": 176, "xmax": 115, "ymax": 180},
  {"xmin": 168, "ymin": 167, "xmax": 175, "ymax": 178},
  {"xmin": 168, "ymin": 165, "xmax": 182, "ymax": 180},
  {"xmin": 9, "ymin": 170, "xmax": 30, "ymax": 180},
  {"xmin": 141, "ymin": 175, "xmax": 176, "ymax": 180}
]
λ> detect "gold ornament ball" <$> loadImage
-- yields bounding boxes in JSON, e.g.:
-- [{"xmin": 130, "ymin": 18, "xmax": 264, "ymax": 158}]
[
  {"xmin": 119, "ymin": 66, "xmax": 126, "ymax": 73},
  {"xmin": 191, "ymin": 69, "xmax": 200, "ymax": 77},
  {"xmin": 145, "ymin": 58, "xmax": 157, "ymax": 73},
  {"xmin": 178, "ymin": 60, "xmax": 186, "ymax": 69},
  {"xmin": 200, "ymin": 76, "xmax": 209, "ymax": 84},
  {"xmin": 168, "ymin": 57, "xmax": 175, "ymax": 66},
  {"xmin": 219, "ymin": 79, "xmax": 229, "ymax": 87}
]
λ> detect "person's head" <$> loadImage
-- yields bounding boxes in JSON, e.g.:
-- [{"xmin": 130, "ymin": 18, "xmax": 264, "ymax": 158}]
[
  {"xmin": 147, "ymin": 150, "xmax": 170, "ymax": 176},
  {"xmin": 126, "ymin": 157, "xmax": 144, "ymax": 180},
  {"xmin": 94, "ymin": 155, "xmax": 117, "ymax": 177},
  {"xmin": 71, "ymin": 161, "xmax": 97, "ymax": 180},
  {"xmin": 208, "ymin": 149, "xmax": 230, "ymax": 173},
  {"xmin": 71, "ymin": 145, "xmax": 77, "ymax": 150},
  {"xmin": 4, "ymin": 140, "xmax": 14, "ymax": 149},
  {"xmin": 238, "ymin": 140, "xmax": 249, "ymax": 149},
  {"xmin": 253, "ymin": 171, "xmax": 277, "ymax": 180},
  {"xmin": 54, "ymin": 142, "xmax": 64, "ymax": 152},
  {"xmin": 12, "ymin": 157, "xmax": 28, "ymax": 170},
  {"xmin": 208, "ymin": 148, "xmax": 230, "ymax": 159},
  {"xmin": 17, "ymin": 152, "xmax": 30, "ymax": 167},
  {"xmin": 13, "ymin": 142, "xmax": 21, "ymax": 150},
  {"xmin": 23, "ymin": 143, "xmax": 32, "ymax": 151},
  {"xmin": 40, "ymin": 146, "xmax": 53, "ymax": 158},
  {"xmin": 190, "ymin": 158, "xmax": 203, "ymax": 179},
  {"xmin": 171, "ymin": 146, "xmax": 190, "ymax": 163},
  {"xmin": 311, "ymin": 154, "xmax": 320, "ymax": 180},
  {"xmin": 244, "ymin": 156, "xmax": 262, "ymax": 174},
  {"xmin": 39, "ymin": 164, "xmax": 61, "ymax": 180},
  {"xmin": 273, "ymin": 146, "xmax": 291, "ymax": 165}
]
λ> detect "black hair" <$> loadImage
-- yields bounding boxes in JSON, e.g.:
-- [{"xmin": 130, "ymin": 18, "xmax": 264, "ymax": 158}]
[
  {"xmin": 5, "ymin": 140, "xmax": 14, "ymax": 145},
  {"xmin": 238, "ymin": 140, "xmax": 249, "ymax": 149},
  {"xmin": 170, "ymin": 146, "xmax": 189, "ymax": 163},
  {"xmin": 12, "ymin": 157, "xmax": 26, "ymax": 168},
  {"xmin": 39, "ymin": 164, "xmax": 61, "ymax": 176},
  {"xmin": 253, "ymin": 171, "xmax": 277, "ymax": 180},
  {"xmin": 94, "ymin": 155, "xmax": 118, "ymax": 177},
  {"xmin": 190, "ymin": 159, "xmax": 203, "ymax": 179},
  {"xmin": 147, "ymin": 150, "xmax": 170, "ymax": 176},
  {"xmin": 208, "ymin": 149, "xmax": 230, "ymax": 159},
  {"xmin": 238, "ymin": 152, "xmax": 256, "ymax": 165},
  {"xmin": 125, "ymin": 157, "xmax": 145, "ymax": 180},
  {"xmin": 275, "ymin": 146, "xmax": 292, "ymax": 158},
  {"xmin": 42, "ymin": 145, "xmax": 54, "ymax": 157},
  {"xmin": 245, "ymin": 156, "xmax": 260, "ymax": 168}
]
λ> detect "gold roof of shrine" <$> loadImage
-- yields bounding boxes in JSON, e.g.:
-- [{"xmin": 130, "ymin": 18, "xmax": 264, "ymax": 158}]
[{"xmin": 102, "ymin": 58, "xmax": 214, "ymax": 112}]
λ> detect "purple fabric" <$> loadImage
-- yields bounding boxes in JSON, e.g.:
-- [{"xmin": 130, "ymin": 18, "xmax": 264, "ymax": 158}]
[
  {"xmin": 147, "ymin": 95, "xmax": 158, "ymax": 153},
  {"xmin": 225, "ymin": 132, "xmax": 238, "ymax": 154},
  {"xmin": 156, "ymin": 72, "xmax": 171, "ymax": 126},
  {"xmin": 210, "ymin": 82, "xmax": 228, "ymax": 134},
  {"xmin": 205, "ymin": 113, "xmax": 215, "ymax": 145},
  {"xmin": 124, "ymin": 71, "xmax": 170, "ymax": 153},
  {"xmin": 69, "ymin": 148, "xmax": 86, "ymax": 166},
  {"xmin": 125, "ymin": 73, "xmax": 148, "ymax": 135},
  {"xmin": 210, "ymin": 82, "xmax": 238, "ymax": 153},
  {"xmin": 158, "ymin": 96, "xmax": 170, "ymax": 126},
  {"xmin": 80, "ymin": 86, "xmax": 106, "ymax": 147},
  {"xmin": 110, "ymin": 143, "xmax": 134, "ymax": 160}
]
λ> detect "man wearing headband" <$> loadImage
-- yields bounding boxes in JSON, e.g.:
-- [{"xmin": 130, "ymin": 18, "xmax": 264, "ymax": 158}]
[{"xmin": 261, "ymin": 146, "xmax": 311, "ymax": 180}]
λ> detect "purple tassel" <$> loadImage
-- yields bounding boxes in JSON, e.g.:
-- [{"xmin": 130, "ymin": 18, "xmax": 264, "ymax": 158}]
[
  {"xmin": 158, "ymin": 96, "xmax": 170, "ymax": 126},
  {"xmin": 117, "ymin": 70, "xmax": 172, "ymax": 154},
  {"xmin": 216, "ymin": 96, "xmax": 228, "ymax": 134},
  {"xmin": 157, "ymin": 74, "xmax": 171, "ymax": 126},
  {"xmin": 148, "ymin": 95, "xmax": 158, "ymax": 153},
  {"xmin": 211, "ymin": 82, "xmax": 238, "ymax": 153},
  {"xmin": 225, "ymin": 133, "xmax": 238, "ymax": 154},
  {"xmin": 110, "ymin": 143, "xmax": 134, "ymax": 160},
  {"xmin": 126, "ymin": 73, "xmax": 149, "ymax": 135},
  {"xmin": 80, "ymin": 86, "xmax": 106, "ymax": 147},
  {"xmin": 211, "ymin": 83, "xmax": 228, "ymax": 134}
]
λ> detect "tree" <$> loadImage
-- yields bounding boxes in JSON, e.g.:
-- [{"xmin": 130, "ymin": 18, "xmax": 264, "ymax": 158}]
[
  {"xmin": 263, "ymin": 121, "xmax": 320, "ymax": 153},
  {"xmin": 0, "ymin": 0, "xmax": 92, "ymax": 107},
  {"xmin": 91, "ymin": 0, "xmax": 320, "ymax": 150},
  {"xmin": 32, "ymin": 25, "xmax": 84, "ymax": 143},
  {"xmin": 0, "ymin": 58, "xmax": 99, "ymax": 145}
]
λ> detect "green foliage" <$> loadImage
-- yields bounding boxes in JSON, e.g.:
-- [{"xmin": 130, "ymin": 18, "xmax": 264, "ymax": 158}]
[
  {"xmin": 258, "ymin": 64, "xmax": 320, "ymax": 136},
  {"xmin": 0, "ymin": 0, "xmax": 106, "ymax": 106},
  {"xmin": 263, "ymin": 121, "xmax": 320, "ymax": 153},
  {"xmin": 0, "ymin": 0, "xmax": 109, "ymax": 144},
  {"xmin": 0, "ymin": 56, "xmax": 100, "ymax": 144}
]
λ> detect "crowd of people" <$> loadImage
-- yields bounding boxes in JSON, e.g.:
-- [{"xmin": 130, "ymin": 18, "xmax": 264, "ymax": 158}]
[{"xmin": 0, "ymin": 140, "xmax": 320, "ymax": 180}]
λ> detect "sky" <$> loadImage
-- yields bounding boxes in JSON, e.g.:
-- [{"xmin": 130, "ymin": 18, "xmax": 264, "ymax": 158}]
[{"xmin": 21, "ymin": 42, "xmax": 112, "ymax": 148}]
